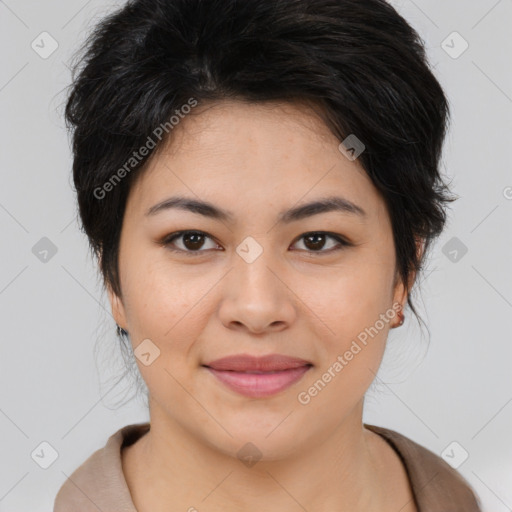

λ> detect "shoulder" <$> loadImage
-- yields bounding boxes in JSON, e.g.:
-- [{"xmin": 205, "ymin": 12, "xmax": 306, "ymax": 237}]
[
  {"xmin": 365, "ymin": 423, "xmax": 483, "ymax": 512},
  {"xmin": 53, "ymin": 423, "xmax": 149, "ymax": 512}
]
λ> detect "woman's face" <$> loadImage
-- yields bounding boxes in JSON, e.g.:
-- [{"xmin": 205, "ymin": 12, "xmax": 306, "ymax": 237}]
[{"xmin": 109, "ymin": 99, "xmax": 410, "ymax": 459}]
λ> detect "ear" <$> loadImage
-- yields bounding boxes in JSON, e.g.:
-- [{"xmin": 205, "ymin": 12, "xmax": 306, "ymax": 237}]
[
  {"xmin": 106, "ymin": 281, "xmax": 128, "ymax": 330},
  {"xmin": 99, "ymin": 249, "xmax": 128, "ymax": 330},
  {"xmin": 392, "ymin": 237, "xmax": 425, "ymax": 308}
]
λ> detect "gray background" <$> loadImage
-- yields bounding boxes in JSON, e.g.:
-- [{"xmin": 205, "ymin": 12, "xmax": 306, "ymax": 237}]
[{"xmin": 1, "ymin": 0, "xmax": 511, "ymax": 510}]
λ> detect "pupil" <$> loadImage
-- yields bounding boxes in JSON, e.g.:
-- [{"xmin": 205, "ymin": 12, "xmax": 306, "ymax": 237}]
[
  {"xmin": 184, "ymin": 233, "xmax": 204, "ymax": 250},
  {"xmin": 305, "ymin": 233, "xmax": 325, "ymax": 251}
]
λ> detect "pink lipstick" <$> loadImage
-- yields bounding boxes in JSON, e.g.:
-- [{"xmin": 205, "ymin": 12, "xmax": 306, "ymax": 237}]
[{"xmin": 203, "ymin": 354, "xmax": 312, "ymax": 398}]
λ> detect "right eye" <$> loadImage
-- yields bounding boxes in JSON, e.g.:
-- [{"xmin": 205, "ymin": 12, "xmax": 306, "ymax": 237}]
[{"xmin": 160, "ymin": 230, "xmax": 222, "ymax": 255}]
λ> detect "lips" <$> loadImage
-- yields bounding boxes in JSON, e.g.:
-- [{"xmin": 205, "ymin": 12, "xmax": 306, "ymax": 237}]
[
  {"xmin": 205, "ymin": 353, "xmax": 312, "ymax": 372},
  {"xmin": 203, "ymin": 354, "xmax": 312, "ymax": 398}
]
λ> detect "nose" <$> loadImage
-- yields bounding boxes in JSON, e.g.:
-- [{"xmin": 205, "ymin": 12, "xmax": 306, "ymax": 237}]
[{"xmin": 217, "ymin": 247, "xmax": 297, "ymax": 335}]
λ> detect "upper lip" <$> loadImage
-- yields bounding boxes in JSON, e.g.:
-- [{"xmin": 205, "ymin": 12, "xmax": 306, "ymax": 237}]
[{"xmin": 204, "ymin": 354, "xmax": 312, "ymax": 372}]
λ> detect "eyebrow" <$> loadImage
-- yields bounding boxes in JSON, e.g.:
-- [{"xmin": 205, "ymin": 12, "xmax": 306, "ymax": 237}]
[{"xmin": 145, "ymin": 195, "xmax": 367, "ymax": 222}]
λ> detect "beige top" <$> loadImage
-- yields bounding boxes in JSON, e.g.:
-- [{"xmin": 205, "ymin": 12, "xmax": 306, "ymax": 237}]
[{"xmin": 54, "ymin": 422, "xmax": 482, "ymax": 512}]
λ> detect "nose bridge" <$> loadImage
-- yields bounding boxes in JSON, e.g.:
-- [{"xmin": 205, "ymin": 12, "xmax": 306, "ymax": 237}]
[
  {"xmin": 233, "ymin": 235, "xmax": 284, "ymax": 300},
  {"xmin": 218, "ymin": 236, "xmax": 296, "ymax": 333}
]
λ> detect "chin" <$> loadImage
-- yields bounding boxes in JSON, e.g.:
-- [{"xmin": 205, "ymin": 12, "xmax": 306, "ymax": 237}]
[{"xmin": 203, "ymin": 410, "xmax": 313, "ymax": 462}]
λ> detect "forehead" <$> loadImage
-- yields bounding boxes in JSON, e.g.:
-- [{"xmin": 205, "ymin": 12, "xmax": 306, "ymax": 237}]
[{"xmin": 125, "ymin": 99, "xmax": 386, "ymax": 222}]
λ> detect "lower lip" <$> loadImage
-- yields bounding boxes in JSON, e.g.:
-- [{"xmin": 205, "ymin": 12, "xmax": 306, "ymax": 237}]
[{"xmin": 205, "ymin": 365, "xmax": 311, "ymax": 398}]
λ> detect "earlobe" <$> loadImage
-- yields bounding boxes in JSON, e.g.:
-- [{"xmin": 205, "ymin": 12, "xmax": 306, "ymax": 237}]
[
  {"xmin": 391, "ymin": 237, "xmax": 424, "ymax": 327},
  {"xmin": 391, "ymin": 280, "xmax": 406, "ymax": 328}
]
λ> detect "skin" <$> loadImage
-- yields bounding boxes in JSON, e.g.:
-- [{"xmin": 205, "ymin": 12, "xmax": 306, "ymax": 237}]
[{"xmin": 108, "ymin": 99, "xmax": 421, "ymax": 512}]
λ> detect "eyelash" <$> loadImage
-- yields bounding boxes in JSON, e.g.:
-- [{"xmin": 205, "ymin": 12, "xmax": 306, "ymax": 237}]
[{"xmin": 159, "ymin": 230, "xmax": 351, "ymax": 257}]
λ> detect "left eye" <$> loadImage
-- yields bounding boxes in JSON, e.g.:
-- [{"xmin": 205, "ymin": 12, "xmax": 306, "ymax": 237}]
[
  {"xmin": 160, "ymin": 230, "xmax": 349, "ymax": 255},
  {"xmin": 292, "ymin": 232, "xmax": 349, "ymax": 253}
]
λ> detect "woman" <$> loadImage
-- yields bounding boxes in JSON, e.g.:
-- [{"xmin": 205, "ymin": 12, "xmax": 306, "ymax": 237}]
[{"xmin": 54, "ymin": 0, "xmax": 483, "ymax": 510}]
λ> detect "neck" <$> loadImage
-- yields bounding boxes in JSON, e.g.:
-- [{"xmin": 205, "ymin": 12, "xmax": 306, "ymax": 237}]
[{"xmin": 122, "ymin": 400, "xmax": 396, "ymax": 512}]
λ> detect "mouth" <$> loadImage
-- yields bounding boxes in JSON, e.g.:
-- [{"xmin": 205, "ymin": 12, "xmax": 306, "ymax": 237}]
[{"xmin": 203, "ymin": 354, "xmax": 313, "ymax": 398}]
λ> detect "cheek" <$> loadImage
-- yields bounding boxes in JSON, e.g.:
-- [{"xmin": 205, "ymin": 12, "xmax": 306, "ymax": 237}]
[
  {"xmin": 303, "ymin": 257, "xmax": 393, "ymax": 332},
  {"xmin": 123, "ymin": 267, "xmax": 210, "ymax": 404},
  {"xmin": 122, "ymin": 271, "xmax": 219, "ymax": 431},
  {"xmin": 121, "ymin": 257, "xmax": 213, "ymax": 357},
  {"xmin": 295, "ymin": 254, "xmax": 394, "ymax": 384},
  {"xmin": 296, "ymin": 278, "xmax": 392, "ymax": 415}
]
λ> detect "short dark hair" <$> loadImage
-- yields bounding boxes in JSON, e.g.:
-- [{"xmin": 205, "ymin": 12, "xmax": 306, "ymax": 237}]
[{"xmin": 65, "ymin": 0, "xmax": 455, "ymax": 327}]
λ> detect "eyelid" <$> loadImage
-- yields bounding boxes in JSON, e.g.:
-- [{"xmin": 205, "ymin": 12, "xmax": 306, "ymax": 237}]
[{"xmin": 159, "ymin": 230, "xmax": 351, "ymax": 256}]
